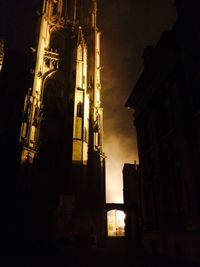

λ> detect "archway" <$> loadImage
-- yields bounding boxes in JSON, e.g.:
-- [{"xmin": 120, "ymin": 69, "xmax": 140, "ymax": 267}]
[{"xmin": 107, "ymin": 209, "xmax": 126, "ymax": 237}]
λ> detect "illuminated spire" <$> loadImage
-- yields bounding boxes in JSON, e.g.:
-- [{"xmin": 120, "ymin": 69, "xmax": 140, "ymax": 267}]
[{"xmin": 19, "ymin": 0, "xmax": 106, "ymax": 242}]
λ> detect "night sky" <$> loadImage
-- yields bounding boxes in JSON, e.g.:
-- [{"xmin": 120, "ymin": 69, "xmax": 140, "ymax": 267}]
[
  {"xmin": 99, "ymin": 0, "xmax": 176, "ymax": 203},
  {"xmin": 0, "ymin": 0, "xmax": 177, "ymax": 203}
]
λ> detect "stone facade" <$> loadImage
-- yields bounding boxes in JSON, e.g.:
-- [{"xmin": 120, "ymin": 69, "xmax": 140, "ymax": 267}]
[{"xmin": 1, "ymin": 0, "xmax": 106, "ymax": 245}]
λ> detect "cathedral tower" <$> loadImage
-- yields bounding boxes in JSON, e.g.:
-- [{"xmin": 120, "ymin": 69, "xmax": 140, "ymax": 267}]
[{"xmin": 19, "ymin": 0, "xmax": 106, "ymax": 243}]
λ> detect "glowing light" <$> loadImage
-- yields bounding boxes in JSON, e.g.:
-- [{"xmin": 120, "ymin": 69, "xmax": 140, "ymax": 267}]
[
  {"xmin": 107, "ymin": 209, "xmax": 126, "ymax": 237},
  {"xmin": 105, "ymin": 132, "xmax": 138, "ymax": 203}
]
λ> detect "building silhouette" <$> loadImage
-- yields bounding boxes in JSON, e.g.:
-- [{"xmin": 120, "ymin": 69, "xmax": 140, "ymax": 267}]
[
  {"xmin": 126, "ymin": 0, "xmax": 200, "ymax": 263},
  {"xmin": 123, "ymin": 163, "xmax": 142, "ymax": 248},
  {"xmin": 14, "ymin": 0, "xmax": 106, "ymax": 244}
]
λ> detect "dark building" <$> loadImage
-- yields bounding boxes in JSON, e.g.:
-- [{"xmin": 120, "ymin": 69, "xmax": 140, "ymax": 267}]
[
  {"xmin": 123, "ymin": 163, "xmax": 142, "ymax": 248},
  {"xmin": 1, "ymin": 0, "xmax": 106, "ymax": 249},
  {"xmin": 126, "ymin": 0, "xmax": 200, "ymax": 262},
  {"xmin": 0, "ymin": 48, "xmax": 28, "ymax": 253}
]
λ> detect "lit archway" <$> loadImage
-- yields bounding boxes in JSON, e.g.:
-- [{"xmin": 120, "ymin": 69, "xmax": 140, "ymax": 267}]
[{"xmin": 107, "ymin": 209, "xmax": 125, "ymax": 237}]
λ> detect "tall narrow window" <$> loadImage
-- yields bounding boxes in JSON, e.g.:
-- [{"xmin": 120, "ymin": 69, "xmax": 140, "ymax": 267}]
[
  {"xmin": 77, "ymin": 102, "xmax": 83, "ymax": 117},
  {"xmin": 52, "ymin": 0, "xmax": 58, "ymax": 15}
]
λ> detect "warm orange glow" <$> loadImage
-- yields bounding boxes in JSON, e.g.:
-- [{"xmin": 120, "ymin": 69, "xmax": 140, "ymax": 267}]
[
  {"xmin": 107, "ymin": 210, "xmax": 125, "ymax": 237},
  {"xmin": 105, "ymin": 132, "xmax": 138, "ymax": 203},
  {"xmin": 0, "ymin": 40, "xmax": 4, "ymax": 72}
]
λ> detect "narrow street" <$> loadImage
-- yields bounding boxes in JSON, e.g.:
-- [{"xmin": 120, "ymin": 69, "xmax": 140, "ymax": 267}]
[{"xmin": 11, "ymin": 238, "xmax": 199, "ymax": 267}]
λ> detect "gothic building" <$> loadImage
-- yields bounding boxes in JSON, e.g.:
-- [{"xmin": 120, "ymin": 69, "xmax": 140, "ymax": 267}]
[
  {"xmin": 18, "ymin": 0, "xmax": 106, "ymax": 243},
  {"xmin": 126, "ymin": 0, "xmax": 200, "ymax": 263}
]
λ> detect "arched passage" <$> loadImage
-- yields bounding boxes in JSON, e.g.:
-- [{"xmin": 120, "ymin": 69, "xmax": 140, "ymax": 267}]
[{"xmin": 107, "ymin": 209, "xmax": 126, "ymax": 237}]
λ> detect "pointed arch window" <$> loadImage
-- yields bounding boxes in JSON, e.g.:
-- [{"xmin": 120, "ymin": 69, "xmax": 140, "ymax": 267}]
[
  {"xmin": 51, "ymin": 0, "xmax": 63, "ymax": 16},
  {"xmin": 52, "ymin": 0, "xmax": 58, "ymax": 15}
]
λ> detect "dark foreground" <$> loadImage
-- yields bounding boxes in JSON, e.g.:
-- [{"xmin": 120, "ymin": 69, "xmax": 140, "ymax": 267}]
[{"xmin": 6, "ymin": 238, "xmax": 200, "ymax": 267}]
